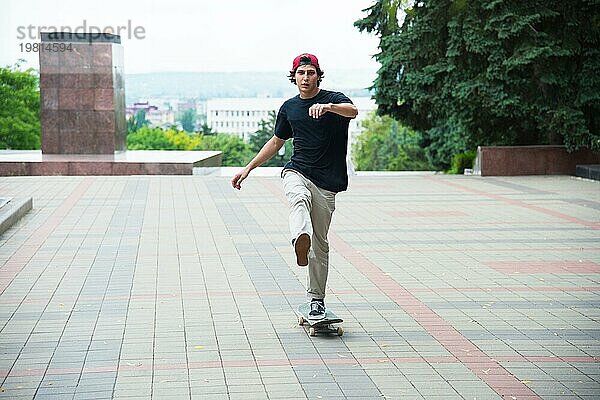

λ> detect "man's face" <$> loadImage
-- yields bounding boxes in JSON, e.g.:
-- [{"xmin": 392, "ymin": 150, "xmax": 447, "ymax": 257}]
[{"xmin": 295, "ymin": 64, "xmax": 319, "ymax": 96}]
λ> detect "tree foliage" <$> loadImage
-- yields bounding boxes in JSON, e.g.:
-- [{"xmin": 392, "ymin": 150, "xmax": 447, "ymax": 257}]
[
  {"xmin": 126, "ymin": 126, "xmax": 253, "ymax": 166},
  {"xmin": 356, "ymin": 0, "xmax": 600, "ymax": 169},
  {"xmin": 199, "ymin": 122, "xmax": 215, "ymax": 135},
  {"xmin": 197, "ymin": 133, "xmax": 254, "ymax": 166},
  {"xmin": 178, "ymin": 108, "xmax": 197, "ymax": 132},
  {"xmin": 0, "ymin": 63, "xmax": 40, "ymax": 150},
  {"xmin": 248, "ymin": 111, "xmax": 293, "ymax": 167},
  {"xmin": 127, "ymin": 110, "xmax": 149, "ymax": 133},
  {"xmin": 128, "ymin": 126, "xmax": 179, "ymax": 150},
  {"xmin": 352, "ymin": 111, "xmax": 431, "ymax": 170}
]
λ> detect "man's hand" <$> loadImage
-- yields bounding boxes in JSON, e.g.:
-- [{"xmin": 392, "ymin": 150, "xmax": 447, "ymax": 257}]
[
  {"xmin": 231, "ymin": 168, "xmax": 250, "ymax": 190},
  {"xmin": 309, "ymin": 103, "xmax": 332, "ymax": 119},
  {"xmin": 230, "ymin": 136, "xmax": 286, "ymax": 190},
  {"xmin": 309, "ymin": 102, "xmax": 358, "ymax": 119}
]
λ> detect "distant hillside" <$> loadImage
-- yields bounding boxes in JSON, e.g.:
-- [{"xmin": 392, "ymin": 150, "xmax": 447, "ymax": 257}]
[{"xmin": 124, "ymin": 70, "xmax": 374, "ymax": 103}]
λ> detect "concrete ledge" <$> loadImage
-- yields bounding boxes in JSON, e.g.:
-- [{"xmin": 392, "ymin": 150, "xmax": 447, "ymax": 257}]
[
  {"xmin": 478, "ymin": 145, "xmax": 600, "ymax": 176},
  {"xmin": 576, "ymin": 164, "xmax": 600, "ymax": 181},
  {"xmin": 0, "ymin": 197, "xmax": 33, "ymax": 235},
  {"xmin": 0, "ymin": 150, "xmax": 222, "ymax": 176}
]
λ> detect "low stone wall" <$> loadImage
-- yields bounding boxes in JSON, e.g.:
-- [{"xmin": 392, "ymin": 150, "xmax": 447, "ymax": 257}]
[
  {"xmin": 0, "ymin": 150, "xmax": 222, "ymax": 176},
  {"xmin": 477, "ymin": 145, "xmax": 600, "ymax": 176}
]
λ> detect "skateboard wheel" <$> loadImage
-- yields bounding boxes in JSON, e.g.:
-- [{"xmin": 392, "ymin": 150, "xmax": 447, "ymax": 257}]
[
  {"xmin": 298, "ymin": 316, "xmax": 305, "ymax": 326},
  {"xmin": 337, "ymin": 327, "xmax": 344, "ymax": 336},
  {"xmin": 309, "ymin": 327, "xmax": 316, "ymax": 336}
]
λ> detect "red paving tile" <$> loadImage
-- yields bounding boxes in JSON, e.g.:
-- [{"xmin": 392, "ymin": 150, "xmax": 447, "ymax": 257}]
[
  {"xmin": 0, "ymin": 178, "xmax": 93, "ymax": 295},
  {"xmin": 330, "ymin": 231, "xmax": 542, "ymax": 399}
]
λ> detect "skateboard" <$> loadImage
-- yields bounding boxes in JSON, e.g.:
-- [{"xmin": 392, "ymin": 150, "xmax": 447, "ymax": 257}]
[{"xmin": 297, "ymin": 302, "xmax": 344, "ymax": 337}]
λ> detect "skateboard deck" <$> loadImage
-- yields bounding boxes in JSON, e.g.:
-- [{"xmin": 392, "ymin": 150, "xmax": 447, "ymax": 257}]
[{"xmin": 297, "ymin": 302, "xmax": 344, "ymax": 336}]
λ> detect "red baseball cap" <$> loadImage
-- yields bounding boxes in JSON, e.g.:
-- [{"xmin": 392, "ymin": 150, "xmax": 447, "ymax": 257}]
[{"xmin": 292, "ymin": 53, "xmax": 320, "ymax": 70}]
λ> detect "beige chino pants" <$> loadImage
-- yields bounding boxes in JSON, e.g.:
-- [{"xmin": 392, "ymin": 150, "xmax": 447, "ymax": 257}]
[{"xmin": 282, "ymin": 169, "xmax": 336, "ymax": 300}]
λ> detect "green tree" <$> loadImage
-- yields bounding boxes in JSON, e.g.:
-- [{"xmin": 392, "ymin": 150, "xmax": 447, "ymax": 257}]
[
  {"xmin": 0, "ymin": 63, "xmax": 40, "ymax": 149},
  {"xmin": 178, "ymin": 109, "xmax": 197, "ymax": 132},
  {"xmin": 248, "ymin": 110, "xmax": 292, "ymax": 167},
  {"xmin": 197, "ymin": 133, "xmax": 254, "ymax": 166},
  {"xmin": 127, "ymin": 126, "xmax": 202, "ymax": 150},
  {"xmin": 352, "ymin": 111, "xmax": 430, "ymax": 171},
  {"xmin": 127, "ymin": 125, "xmax": 253, "ymax": 166},
  {"xmin": 199, "ymin": 122, "xmax": 215, "ymax": 135},
  {"xmin": 127, "ymin": 109, "xmax": 149, "ymax": 134},
  {"xmin": 356, "ymin": 0, "xmax": 600, "ymax": 170},
  {"xmin": 127, "ymin": 126, "xmax": 175, "ymax": 150},
  {"xmin": 166, "ymin": 129, "xmax": 202, "ymax": 150}
]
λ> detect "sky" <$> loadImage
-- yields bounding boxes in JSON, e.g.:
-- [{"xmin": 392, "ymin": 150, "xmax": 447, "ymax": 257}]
[{"xmin": 1, "ymin": 0, "xmax": 381, "ymax": 74}]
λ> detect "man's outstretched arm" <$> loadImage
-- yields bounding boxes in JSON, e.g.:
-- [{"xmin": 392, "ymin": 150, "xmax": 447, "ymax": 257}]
[{"xmin": 231, "ymin": 135, "xmax": 286, "ymax": 190}]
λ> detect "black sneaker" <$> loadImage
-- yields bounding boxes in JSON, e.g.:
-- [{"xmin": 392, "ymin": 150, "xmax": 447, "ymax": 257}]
[{"xmin": 308, "ymin": 299, "xmax": 326, "ymax": 320}]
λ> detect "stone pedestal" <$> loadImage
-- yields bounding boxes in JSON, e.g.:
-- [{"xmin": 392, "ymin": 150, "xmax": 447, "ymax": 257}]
[
  {"xmin": 39, "ymin": 32, "xmax": 126, "ymax": 154},
  {"xmin": 0, "ymin": 32, "xmax": 223, "ymax": 176}
]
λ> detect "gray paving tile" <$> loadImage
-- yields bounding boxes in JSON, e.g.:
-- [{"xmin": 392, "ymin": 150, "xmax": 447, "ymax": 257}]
[{"xmin": 0, "ymin": 175, "xmax": 598, "ymax": 400}]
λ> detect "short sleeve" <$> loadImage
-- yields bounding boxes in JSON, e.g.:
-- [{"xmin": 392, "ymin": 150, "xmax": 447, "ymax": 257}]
[
  {"xmin": 331, "ymin": 92, "xmax": 354, "ymax": 122},
  {"xmin": 333, "ymin": 92, "xmax": 353, "ymax": 104},
  {"xmin": 274, "ymin": 104, "xmax": 292, "ymax": 140}
]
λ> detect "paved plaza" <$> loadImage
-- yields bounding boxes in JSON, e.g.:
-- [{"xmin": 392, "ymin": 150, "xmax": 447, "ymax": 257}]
[{"xmin": 0, "ymin": 173, "xmax": 598, "ymax": 399}]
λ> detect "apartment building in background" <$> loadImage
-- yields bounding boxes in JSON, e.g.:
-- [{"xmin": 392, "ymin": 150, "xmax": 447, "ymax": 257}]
[{"xmin": 206, "ymin": 98, "xmax": 284, "ymax": 141}]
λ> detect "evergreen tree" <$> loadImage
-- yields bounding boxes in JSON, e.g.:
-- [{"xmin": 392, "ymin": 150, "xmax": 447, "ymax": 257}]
[
  {"xmin": 356, "ymin": 0, "xmax": 600, "ymax": 169},
  {"xmin": 127, "ymin": 109, "xmax": 149, "ymax": 134},
  {"xmin": 199, "ymin": 122, "xmax": 215, "ymax": 135},
  {"xmin": 178, "ymin": 108, "xmax": 197, "ymax": 132},
  {"xmin": 248, "ymin": 111, "xmax": 293, "ymax": 167}
]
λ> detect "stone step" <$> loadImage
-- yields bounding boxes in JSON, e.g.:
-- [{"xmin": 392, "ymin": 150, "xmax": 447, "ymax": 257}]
[
  {"xmin": 0, "ymin": 197, "xmax": 33, "ymax": 235},
  {"xmin": 575, "ymin": 164, "xmax": 600, "ymax": 181}
]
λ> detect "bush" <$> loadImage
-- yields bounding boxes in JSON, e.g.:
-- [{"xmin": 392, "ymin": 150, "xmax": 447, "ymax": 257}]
[
  {"xmin": 448, "ymin": 150, "xmax": 477, "ymax": 174},
  {"xmin": 127, "ymin": 127, "xmax": 252, "ymax": 166},
  {"xmin": 0, "ymin": 63, "xmax": 40, "ymax": 149},
  {"xmin": 420, "ymin": 118, "xmax": 468, "ymax": 171},
  {"xmin": 127, "ymin": 126, "xmax": 177, "ymax": 150},
  {"xmin": 195, "ymin": 133, "xmax": 254, "ymax": 166},
  {"xmin": 353, "ymin": 112, "xmax": 431, "ymax": 171}
]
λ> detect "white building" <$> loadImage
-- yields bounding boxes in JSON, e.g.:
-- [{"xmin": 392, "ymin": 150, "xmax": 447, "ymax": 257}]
[
  {"xmin": 206, "ymin": 96, "xmax": 377, "ymax": 149},
  {"xmin": 206, "ymin": 98, "xmax": 284, "ymax": 141}
]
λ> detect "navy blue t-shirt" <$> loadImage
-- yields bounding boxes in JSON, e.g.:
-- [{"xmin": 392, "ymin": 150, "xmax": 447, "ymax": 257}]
[{"xmin": 274, "ymin": 89, "xmax": 353, "ymax": 193}]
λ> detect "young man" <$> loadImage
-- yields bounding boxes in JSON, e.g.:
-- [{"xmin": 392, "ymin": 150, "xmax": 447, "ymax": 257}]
[{"xmin": 231, "ymin": 53, "xmax": 358, "ymax": 320}]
